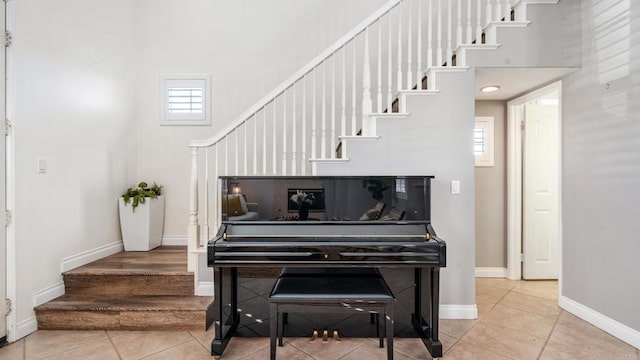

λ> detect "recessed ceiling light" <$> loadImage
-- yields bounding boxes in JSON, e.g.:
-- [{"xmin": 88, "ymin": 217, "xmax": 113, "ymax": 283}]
[{"xmin": 480, "ymin": 85, "xmax": 500, "ymax": 93}]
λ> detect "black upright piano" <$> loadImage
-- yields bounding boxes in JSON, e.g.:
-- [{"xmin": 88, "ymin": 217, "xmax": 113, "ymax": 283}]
[{"xmin": 208, "ymin": 176, "xmax": 446, "ymax": 358}]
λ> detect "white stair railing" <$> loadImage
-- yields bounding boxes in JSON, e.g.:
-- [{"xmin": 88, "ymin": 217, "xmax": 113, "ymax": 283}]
[{"xmin": 187, "ymin": 0, "xmax": 520, "ymax": 282}]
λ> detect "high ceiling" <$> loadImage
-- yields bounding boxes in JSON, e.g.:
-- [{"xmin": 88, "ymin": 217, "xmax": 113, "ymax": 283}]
[{"xmin": 474, "ymin": 67, "xmax": 577, "ymax": 100}]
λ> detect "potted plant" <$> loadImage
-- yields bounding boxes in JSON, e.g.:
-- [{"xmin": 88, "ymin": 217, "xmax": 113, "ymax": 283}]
[{"xmin": 118, "ymin": 182, "xmax": 165, "ymax": 251}]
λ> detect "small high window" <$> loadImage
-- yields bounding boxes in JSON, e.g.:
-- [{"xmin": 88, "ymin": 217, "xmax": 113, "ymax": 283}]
[
  {"xmin": 474, "ymin": 116, "xmax": 494, "ymax": 167},
  {"xmin": 161, "ymin": 76, "xmax": 211, "ymax": 125}
]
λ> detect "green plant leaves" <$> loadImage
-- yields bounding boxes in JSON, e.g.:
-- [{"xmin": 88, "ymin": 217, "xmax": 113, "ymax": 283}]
[{"xmin": 121, "ymin": 182, "xmax": 163, "ymax": 212}]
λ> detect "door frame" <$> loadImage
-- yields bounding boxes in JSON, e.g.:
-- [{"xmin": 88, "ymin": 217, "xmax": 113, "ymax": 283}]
[
  {"xmin": 506, "ymin": 81, "xmax": 563, "ymax": 289},
  {"xmin": 4, "ymin": 0, "xmax": 16, "ymax": 342}
]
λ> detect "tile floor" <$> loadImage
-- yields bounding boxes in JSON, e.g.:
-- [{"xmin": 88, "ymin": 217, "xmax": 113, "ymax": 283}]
[{"xmin": 1, "ymin": 278, "xmax": 638, "ymax": 359}]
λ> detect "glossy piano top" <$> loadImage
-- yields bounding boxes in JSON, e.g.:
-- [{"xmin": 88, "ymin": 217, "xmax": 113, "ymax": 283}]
[{"xmin": 219, "ymin": 176, "xmax": 433, "ymax": 224}]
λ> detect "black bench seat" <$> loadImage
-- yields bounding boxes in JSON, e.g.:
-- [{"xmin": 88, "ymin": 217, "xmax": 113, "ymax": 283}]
[{"xmin": 268, "ymin": 269, "xmax": 395, "ymax": 360}]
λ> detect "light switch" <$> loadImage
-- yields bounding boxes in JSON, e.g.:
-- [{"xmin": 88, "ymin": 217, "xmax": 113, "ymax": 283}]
[
  {"xmin": 451, "ymin": 180, "xmax": 460, "ymax": 194},
  {"xmin": 37, "ymin": 158, "xmax": 47, "ymax": 174}
]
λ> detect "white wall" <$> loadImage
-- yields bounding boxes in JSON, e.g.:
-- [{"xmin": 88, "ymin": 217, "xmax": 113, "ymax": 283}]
[
  {"xmin": 562, "ymin": 0, "xmax": 640, "ymax": 331},
  {"xmin": 474, "ymin": 101, "xmax": 507, "ymax": 268},
  {"xmin": 11, "ymin": 0, "xmax": 137, "ymax": 325},
  {"xmin": 132, "ymin": 0, "xmax": 388, "ymax": 236}
]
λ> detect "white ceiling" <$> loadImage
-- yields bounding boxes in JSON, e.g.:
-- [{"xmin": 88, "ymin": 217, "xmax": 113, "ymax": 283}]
[{"xmin": 475, "ymin": 68, "xmax": 577, "ymax": 100}]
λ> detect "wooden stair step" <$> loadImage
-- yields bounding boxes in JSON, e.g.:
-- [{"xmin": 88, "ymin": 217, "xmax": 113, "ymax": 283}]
[
  {"xmin": 35, "ymin": 294, "xmax": 214, "ymax": 331},
  {"xmin": 63, "ymin": 273, "xmax": 194, "ymax": 296}
]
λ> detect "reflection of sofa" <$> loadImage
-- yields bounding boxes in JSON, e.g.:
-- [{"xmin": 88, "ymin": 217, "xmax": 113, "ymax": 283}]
[
  {"xmin": 229, "ymin": 202, "xmax": 259, "ymax": 221},
  {"xmin": 224, "ymin": 194, "xmax": 260, "ymax": 221}
]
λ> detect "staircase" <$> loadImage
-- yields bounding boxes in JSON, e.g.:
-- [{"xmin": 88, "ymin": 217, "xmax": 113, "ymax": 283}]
[
  {"xmin": 186, "ymin": 0, "xmax": 572, "ymax": 293},
  {"xmin": 35, "ymin": 246, "xmax": 214, "ymax": 330}
]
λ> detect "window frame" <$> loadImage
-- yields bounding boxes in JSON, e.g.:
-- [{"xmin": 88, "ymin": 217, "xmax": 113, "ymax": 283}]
[
  {"xmin": 160, "ymin": 75, "xmax": 211, "ymax": 126},
  {"xmin": 474, "ymin": 116, "xmax": 494, "ymax": 167}
]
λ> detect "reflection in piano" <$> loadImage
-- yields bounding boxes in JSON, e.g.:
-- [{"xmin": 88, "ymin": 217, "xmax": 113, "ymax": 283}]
[{"xmin": 208, "ymin": 176, "xmax": 446, "ymax": 358}]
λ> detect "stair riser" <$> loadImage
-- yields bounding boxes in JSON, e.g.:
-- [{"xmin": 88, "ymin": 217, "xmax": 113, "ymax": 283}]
[
  {"xmin": 36, "ymin": 310, "xmax": 211, "ymax": 331},
  {"xmin": 64, "ymin": 274, "xmax": 193, "ymax": 296}
]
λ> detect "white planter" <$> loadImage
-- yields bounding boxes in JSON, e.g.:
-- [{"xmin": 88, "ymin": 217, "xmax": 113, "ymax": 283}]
[{"xmin": 118, "ymin": 195, "xmax": 165, "ymax": 251}]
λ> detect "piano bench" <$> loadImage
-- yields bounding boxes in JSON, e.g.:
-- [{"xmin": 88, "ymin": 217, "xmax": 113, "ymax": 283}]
[{"xmin": 268, "ymin": 273, "xmax": 395, "ymax": 360}]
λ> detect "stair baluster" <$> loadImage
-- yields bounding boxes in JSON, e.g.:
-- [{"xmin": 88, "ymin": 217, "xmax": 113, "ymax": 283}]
[
  {"xmin": 331, "ymin": 56, "xmax": 336, "ymax": 159},
  {"xmin": 447, "ymin": 0, "xmax": 453, "ymax": 65},
  {"xmin": 377, "ymin": 22, "xmax": 383, "ymax": 112},
  {"xmin": 302, "ymin": 78, "xmax": 307, "ymax": 173},
  {"xmin": 387, "ymin": 15, "xmax": 393, "ymax": 108},
  {"xmin": 428, "ymin": 0, "xmax": 433, "ymax": 68},
  {"xmin": 476, "ymin": 0, "xmax": 483, "ymax": 43},
  {"xmin": 466, "ymin": 0, "xmax": 473, "ymax": 43},
  {"xmin": 292, "ymin": 84, "xmax": 297, "ymax": 174},
  {"xmin": 362, "ymin": 27, "xmax": 372, "ymax": 136},
  {"xmin": 417, "ymin": 0, "xmax": 422, "ymax": 89},
  {"xmin": 397, "ymin": 3, "xmax": 403, "ymax": 91},
  {"xmin": 407, "ymin": 0, "xmax": 413, "ymax": 88},
  {"xmin": 437, "ymin": 0, "xmax": 443, "ymax": 66},
  {"xmin": 282, "ymin": 91, "xmax": 288, "ymax": 174},
  {"xmin": 341, "ymin": 49, "xmax": 347, "ymax": 142}
]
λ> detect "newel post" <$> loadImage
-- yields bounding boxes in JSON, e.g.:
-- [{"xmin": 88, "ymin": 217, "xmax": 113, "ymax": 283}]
[{"xmin": 188, "ymin": 146, "xmax": 200, "ymax": 273}]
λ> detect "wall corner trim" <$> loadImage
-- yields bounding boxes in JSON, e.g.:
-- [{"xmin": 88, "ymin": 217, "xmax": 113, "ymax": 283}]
[
  {"xmin": 440, "ymin": 304, "xmax": 478, "ymax": 319},
  {"xmin": 61, "ymin": 241, "xmax": 124, "ymax": 273},
  {"xmin": 33, "ymin": 281, "xmax": 65, "ymax": 307},
  {"xmin": 162, "ymin": 235, "xmax": 188, "ymax": 246},
  {"xmin": 15, "ymin": 317, "xmax": 38, "ymax": 341},
  {"xmin": 475, "ymin": 267, "xmax": 508, "ymax": 278},
  {"xmin": 197, "ymin": 281, "xmax": 214, "ymax": 296},
  {"xmin": 559, "ymin": 295, "xmax": 640, "ymax": 349}
]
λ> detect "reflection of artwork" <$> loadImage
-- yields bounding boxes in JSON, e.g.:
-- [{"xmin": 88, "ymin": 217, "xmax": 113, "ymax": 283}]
[{"xmin": 287, "ymin": 189, "xmax": 325, "ymax": 213}]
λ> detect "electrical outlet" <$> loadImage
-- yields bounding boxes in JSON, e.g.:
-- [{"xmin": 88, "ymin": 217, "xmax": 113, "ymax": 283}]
[{"xmin": 451, "ymin": 180, "xmax": 460, "ymax": 194}]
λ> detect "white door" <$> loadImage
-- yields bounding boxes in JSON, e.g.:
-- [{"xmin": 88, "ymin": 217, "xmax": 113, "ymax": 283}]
[
  {"xmin": 0, "ymin": 0, "xmax": 6, "ymax": 341},
  {"xmin": 523, "ymin": 100, "xmax": 559, "ymax": 279}
]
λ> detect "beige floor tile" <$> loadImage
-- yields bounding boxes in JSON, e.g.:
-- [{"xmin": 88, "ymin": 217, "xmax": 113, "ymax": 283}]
[
  {"xmin": 482, "ymin": 304, "xmax": 556, "ymax": 339},
  {"xmin": 24, "ymin": 330, "xmax": 108, "ymax": 360},
  {"xmin": 107, "ymin": 330, "xmax": 192, "ymax": 360},
  {"xmin": 439, "ymin": 319, "xmax": 476, "ymax": 339},
  {"xmin": 189, "ymin": 326, "xmax": 215, "ymax": 350},
  {"xmin": 0, "ymin": 339, "xmax": 24, "ymax": 360},
  {"xmin": 244, "ymin": 339, "xmax": 315, "ymax": 360},
  {"xmin": 475, "ymin": 284, "xmax": 510, "ymax": 304},
  {"xmin": 540, "ymin": 340, "xmax": 606, "ymax": 360},
  {"xmin": 512, "ymin": 281, "xmax": 558, "ymax": 301},
  {"xmin": 439, "ymin": 333, "xmax": 459, "ymax": 354},
  {"xmin": 499, "ymin": 291, "xmax": 561, "ymax": 318},
  {"xmin": 443, "ymin": 340, "xmax": 510, "ymax": 359},
  {"xmin": 214, "ymin": 337, "xmax": 269, "ymax": 360},
  {"xmin": 141, "ymin": 339, "xmax": 211, "ymax": 360},
  {"xmin": 475, "ymin": 300, "xmax": 495, "ymax": 319},
  {"xmin": 288, "ymin": 336, "xmax": 367, "ymax": 360},
  {"xmin": 461, "ymin": 321, "xmax": 545, "ymax": 360},
  {"xmin": 43, "ymin": 339, "xmax": 119, "ymax": 360},
  {"xmin": 384, "ymin": 338, "xmax": 431, "ymax": 359},
  {"xmin": 548, "ymin": 312, "xmax": 638, "ymax": 359},
  {"xmin": 475, "ymin": 278, "xmax": 518, "ymax": 291},
  {"xmin": 339, "ymin": 339, "xmax": 415, "ymax": 360}
]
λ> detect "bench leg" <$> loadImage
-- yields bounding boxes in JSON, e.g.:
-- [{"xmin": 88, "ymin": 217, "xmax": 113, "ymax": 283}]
[
  {"xmin": 278, "ymin": 310, "xmax": 284, "ymax": 346},
  {"xmin": 378, "ymin": 312, "xmax": 383, "ymax": 348},
  {"xmin": 386, "ymin": 304, "xmax": 394, "ymax": 360},
  {"xmin": 270, "ymin": 303, "xmax": 277, "ymax": 360}
]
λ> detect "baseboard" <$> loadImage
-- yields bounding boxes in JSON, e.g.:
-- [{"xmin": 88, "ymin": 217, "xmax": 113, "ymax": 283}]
[
  {"xmin": 15, "ymin": 317, "xmax": 37, "ymax": 340},
  {"xmin": 559, "ymin": 295, "xmax": 640, "ymax": 349},
  {"xmin": 33, "ymin": 281, "xmax": 65, "ymax": 306},
  {"xmin": 440, "ymin": 304, "xmax": 478, "ymax": 319},
  {"xmin": 197, "ymin": 281, "xmax": 214, "ymax": 296},
  {"xmin": 162, "ymin": 235, "xmax": 187, "ymax": 246},
  {"xmin": 475, "ymin": 267, "xmax": 508, "ymax": 278},
  {"xmin": 61, "ymin": 241, "xmax": 123, "ymax": 273}
]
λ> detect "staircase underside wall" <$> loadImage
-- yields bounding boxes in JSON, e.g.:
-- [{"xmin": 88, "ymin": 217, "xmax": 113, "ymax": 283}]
[
  {"xmin": 467, "ymin": 0, "xmax": 582, "ymax": 68},
  {"xmin": 316, "ymin": 70, "xmax": 477, "ymax": 307}
]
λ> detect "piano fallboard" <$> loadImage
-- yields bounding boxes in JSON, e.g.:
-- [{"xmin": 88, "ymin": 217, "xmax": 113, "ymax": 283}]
[{"xmin": 208, "ymin": 223, "xmax": 446, "ymax": 267}]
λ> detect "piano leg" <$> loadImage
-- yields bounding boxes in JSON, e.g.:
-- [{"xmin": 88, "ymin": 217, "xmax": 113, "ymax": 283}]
[
  {"xmin": 211, "ymin": 267, "xmax": 240, "ymax": 357},
  {"xmin": 411, "ymin": 267, "xmax": 443, "ymax": 358}
]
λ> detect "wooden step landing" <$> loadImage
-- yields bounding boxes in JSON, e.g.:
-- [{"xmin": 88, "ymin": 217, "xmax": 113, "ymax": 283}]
[
  {"xmin": 35, "ymin": 294, "xmax": 214, "ymax": 331},
  {"xmin": 35, "ymin": 246, "xmax": 213, "ymax": 331}
]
